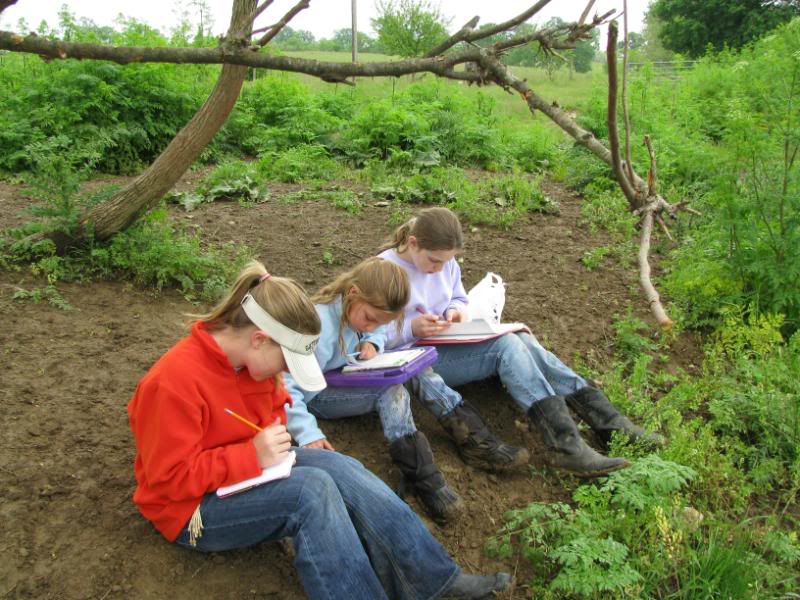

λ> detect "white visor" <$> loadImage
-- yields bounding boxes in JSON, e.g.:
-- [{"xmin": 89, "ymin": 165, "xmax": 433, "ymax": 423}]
[{"xmin": 240, "ymin": 293, "xmax": 327, "ymax": 392}]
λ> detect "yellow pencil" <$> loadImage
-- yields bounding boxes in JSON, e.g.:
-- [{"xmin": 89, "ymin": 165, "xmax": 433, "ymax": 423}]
[{"xmin": 224, "ymin": 408, "xmax": 263, "ymax": 432}]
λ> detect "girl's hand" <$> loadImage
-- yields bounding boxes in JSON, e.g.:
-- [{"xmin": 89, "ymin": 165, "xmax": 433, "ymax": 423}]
[
  {"xmin": 304, "ymin": 438, "xmax": 336, "ymax": 451},
  {"xmin": 411, "ymin": 314, "xmax": 451, "ymax": 338},
  {"xmin": 252, "ymin": 419, "xmax": 292, "ymax": 467},
  {"xmin": 446, "ymin": 309, "xmax": 467, "ymax": 323},
  {"xmin": 357, "ymin": 342, "xmax": 378, "ymax": 360}
]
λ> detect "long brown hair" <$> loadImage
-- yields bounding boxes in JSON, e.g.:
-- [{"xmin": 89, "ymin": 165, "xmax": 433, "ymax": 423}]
[
  {"xmin": 192, "ymin": 261, "xmax": 321, "ymax": 383},
  {"xmin": 312, "ymin": 257, "xmax": 410, "ymax": 352},
  {"xmin": 379, "ymin": 207, "xmax": 464, "ymax": 253}
]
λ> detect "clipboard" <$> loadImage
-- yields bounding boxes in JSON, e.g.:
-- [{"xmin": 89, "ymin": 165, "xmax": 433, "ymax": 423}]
[{"xmin": 324, "ymin": 347, "xmax": 439, "ymax": 387}]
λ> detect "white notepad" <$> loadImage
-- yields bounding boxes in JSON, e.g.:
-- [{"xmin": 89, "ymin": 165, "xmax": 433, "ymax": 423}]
[
  {"xmin": 341, "ymin": 348, "xmax": 427, "ymax": 373},
  {"xmin": 420, "ymin": 319, "xmax": 528, "ymax": 342},
  {"xmin": 216, "ymin": 451, "xmax": 296, "ymax": 498}
]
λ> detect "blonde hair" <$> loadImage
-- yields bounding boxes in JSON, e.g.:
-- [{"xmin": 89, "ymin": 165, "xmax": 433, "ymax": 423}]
[
  {"xmin": 379, "ymin": 207, "xmax": 464, "ymax": 253},
  {"xmin": 312, "ymin": 257, "xmax": 410, "ymax": 352},
  {"xmin": 192, "ymin": 261, "xmax": 321, "ymax": 384}
]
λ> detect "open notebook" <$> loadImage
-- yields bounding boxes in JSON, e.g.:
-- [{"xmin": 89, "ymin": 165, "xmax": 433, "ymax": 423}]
[
  {"xmin": 341, "ymin": 348, "xmax": 427, "ymax": 373},
  {"xmin": 417, "ymin": 319, "xmax": 529, "ymax": 345},
  {"xmin": 216, "ymin": 451, "xmax": 296, "ymax": 498}
]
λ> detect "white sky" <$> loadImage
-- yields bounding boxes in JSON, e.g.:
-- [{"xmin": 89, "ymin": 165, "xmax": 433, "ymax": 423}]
[{"xmin": 1, "ymin": 1, "xmax": 648, "ymax": 40}]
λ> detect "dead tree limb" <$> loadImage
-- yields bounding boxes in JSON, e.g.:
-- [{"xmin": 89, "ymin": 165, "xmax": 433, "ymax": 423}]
[{"xmin": 606, "ymin": 18, "xmax": 683, "ymax": 330}]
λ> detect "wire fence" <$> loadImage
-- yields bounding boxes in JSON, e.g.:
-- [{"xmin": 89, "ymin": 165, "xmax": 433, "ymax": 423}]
[{"xmin": 628, "ymin": 60, "xmax": 698, "ymax": 78}]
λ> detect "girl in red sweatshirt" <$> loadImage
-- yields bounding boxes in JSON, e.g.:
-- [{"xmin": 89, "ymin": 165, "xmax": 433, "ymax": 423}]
[{"xmin": 128, "ymin": 260, "xmax": 509, "ymax": 600}]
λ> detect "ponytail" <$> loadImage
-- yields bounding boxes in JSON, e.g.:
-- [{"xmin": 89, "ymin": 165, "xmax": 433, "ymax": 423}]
[
  {"xmin": 379, "ymin": 207, "xmax": 463, "ymax": 253},
  {"xmin": 192, "ymin": 260, "xmax": 320, "ymax": 336}
]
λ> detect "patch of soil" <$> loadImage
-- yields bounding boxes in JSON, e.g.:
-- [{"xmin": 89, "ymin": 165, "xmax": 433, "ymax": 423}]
[{"xmin": 0, "ymin": 174, "xmax": 700, "ymax": 599}]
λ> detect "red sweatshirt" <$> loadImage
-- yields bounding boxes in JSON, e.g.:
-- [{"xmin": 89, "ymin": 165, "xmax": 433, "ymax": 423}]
[{"xmin": 128, "ymin": 321, "xmax": 292, "ymax": 541}]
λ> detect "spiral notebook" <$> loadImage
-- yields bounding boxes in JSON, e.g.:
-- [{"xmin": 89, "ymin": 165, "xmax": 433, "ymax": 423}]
[{"xmin": 216, "ymin": 451, "xmax": 296, "ymax": 498}]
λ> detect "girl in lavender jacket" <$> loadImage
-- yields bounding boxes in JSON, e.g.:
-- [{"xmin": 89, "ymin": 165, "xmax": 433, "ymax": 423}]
[{"xmin": 378, "ymin": 207, "xmax": 662, "ymax": 477}]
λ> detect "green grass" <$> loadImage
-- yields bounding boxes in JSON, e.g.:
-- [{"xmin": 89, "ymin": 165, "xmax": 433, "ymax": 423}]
[{"xmin": 273, "ymin": 51, "xmax": 602, "ymax": 130}]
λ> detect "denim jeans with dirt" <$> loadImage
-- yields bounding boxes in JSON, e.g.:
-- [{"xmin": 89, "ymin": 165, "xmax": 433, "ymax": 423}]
[
  {"xmin": 431, "ymin": 332, "xmax": 587, "ymax": 411},
  {"xmin": 175, "ymin": 447, "xmax": 459, "ymax": 600},
  {"xmin": 307, "ymin": 369, "xmax": 463, "ymax": 441}
]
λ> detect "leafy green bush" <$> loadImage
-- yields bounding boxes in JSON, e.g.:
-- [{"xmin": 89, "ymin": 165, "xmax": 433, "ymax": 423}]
[
  {"xmin": 0, "ymin": 21, "xmax": 210, "ymax": 174},
  {"xmin": 255, "ymin": 144, "xmax": 343, "ymax": 183},
  {"xmin": 1, "ymin": 165, "xmax": 250, "ymax": 302},
  {"xmin": 218, "ymin": 75, "xmax": 345, "ymax": 155}
]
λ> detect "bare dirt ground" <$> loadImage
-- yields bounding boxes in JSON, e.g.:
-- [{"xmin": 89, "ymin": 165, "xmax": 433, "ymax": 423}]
[{"xmin": 0, "ymin": 174, "xmax": 698, "ymax": 599}]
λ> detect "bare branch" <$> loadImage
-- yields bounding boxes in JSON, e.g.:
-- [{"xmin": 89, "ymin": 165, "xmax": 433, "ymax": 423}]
[
  {"xmin": 578, "ymin": 0, "xmax": 597, "ymax": 26},
  {"xmin": 257, "ymin": 0, "xmax": 310, "ymax": 47},
  {"xmin": 476, "ymin": 50, "xmax": 615, "ymax": 169},
  {"xmin": 237, "ymin": 0, "xmax": 275, "ymax": 37},
  {"xmin": 644, "ymin": 135, "xmax": 658, "ymax": 196},
  {"xmin": 622, "ymin": 1, "xmax": 634, "ymax": 183},
  {"xmin": 467, "ymin": 0, "xmax": 554, "ymax": 42},
  {"xmin": 606, "ymin": 21, "xmax": 640, "ymax": 207},
  {"xmin": 424, "ymin": 15, "xmax": 480, "ymax": 58},
  {"xmin": 655, "ymin": 213, "xmax": 673, "ymax": 241},
  {"xmin": 639, "ymin": 206, "xmax": 675, "ymax": 330}
]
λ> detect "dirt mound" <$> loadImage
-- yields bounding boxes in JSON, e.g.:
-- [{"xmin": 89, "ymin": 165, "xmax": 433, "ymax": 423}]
[{"xmin": 0, "ymin": 177, "xmax": 681, "ymax": 599}]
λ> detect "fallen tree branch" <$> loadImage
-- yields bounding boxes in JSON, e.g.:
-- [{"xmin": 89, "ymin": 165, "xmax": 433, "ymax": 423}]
[{"xmin": 638, "ymin": 201, "xmax": 674, "ymax": 328}]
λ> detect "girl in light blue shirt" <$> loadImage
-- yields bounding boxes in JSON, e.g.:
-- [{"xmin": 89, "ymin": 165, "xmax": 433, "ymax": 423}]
[{"xmin": 284, "ymin": 257, "xmax": 470, "ymax": 522}]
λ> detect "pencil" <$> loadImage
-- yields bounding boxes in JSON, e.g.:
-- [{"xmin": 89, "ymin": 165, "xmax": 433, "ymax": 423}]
[{"xmin": 224, "ymin": 408, "xmax": 263, "ymax": 432}]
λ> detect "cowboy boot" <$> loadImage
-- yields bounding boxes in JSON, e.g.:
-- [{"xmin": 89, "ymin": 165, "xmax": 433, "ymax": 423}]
[
  {"xmin": 528, "ymin": 395, "xmax": 629, "ymax": 477},
  {"xmin": 565, "ymin": 386, "xmax": 664, "ymax": 448},
  {"xmin": 439, "ymin": 401, "xmax": 529, "ymax": 471},
  {"xmin": 389, "ymin": 431, "xmax": 465, "ymax": 522}
]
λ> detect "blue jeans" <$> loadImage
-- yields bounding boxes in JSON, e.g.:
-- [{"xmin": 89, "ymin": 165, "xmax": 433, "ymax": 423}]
[
  {"xmin": 308, "ymin": 370, "xmax": 462, "ymax": 441},
  {"xmin": 176, "ymin": 448, "xmax": 459, "ymax": 600},
  {"xmin": 431, "ymin": 332, "xmax": 587, "ymax": 411},
  {"xmin": 307, "ymin": 383, "xmax": 416, "ymax": 442}
]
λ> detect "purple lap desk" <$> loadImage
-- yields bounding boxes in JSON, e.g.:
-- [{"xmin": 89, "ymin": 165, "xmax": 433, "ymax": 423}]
[{"xmin": 324, "ymin": 347, "xmax": 439, "ymax": 387}]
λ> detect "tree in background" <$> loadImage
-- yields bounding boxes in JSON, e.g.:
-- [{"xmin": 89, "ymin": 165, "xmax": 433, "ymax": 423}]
[
  {"xmin": 572, "ymin": 27, "xmax": 598, "ymax": 72},
  {"xmin": 372, "ymin": 0, "xmax": 451, "ymax": 57},
  {"xmin": 650, "ymin": 0, "xmax": 800, "ymax": 57},
  {"xmin": 316, "ymin": 28, "xmax": 382, "ymax": 53},
  {"xmin": 273, "ymin": 26, "xmax": 316, "ymax": 50}
]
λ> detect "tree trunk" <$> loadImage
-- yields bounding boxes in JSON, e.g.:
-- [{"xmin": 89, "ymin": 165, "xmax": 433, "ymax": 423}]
[{"xmin": 78, "ymin": 0, "xmax": 256, "ymax": 243}]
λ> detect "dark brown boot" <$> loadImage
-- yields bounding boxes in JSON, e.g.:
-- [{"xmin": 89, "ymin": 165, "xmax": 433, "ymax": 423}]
[
  {"xmin": 565, "ymin": 386, "xmax": 664, "ymax": 448},
  {"xmin": 528, "ymin": 395, "xmax": 629, "ymax": 477},
  {"xmin": 439, "ymin": 402, "xmax": 529, "ymax": 471},
  {"xmin": 389, "ymin": 431, "xmax": 465, "ymax": 522}
]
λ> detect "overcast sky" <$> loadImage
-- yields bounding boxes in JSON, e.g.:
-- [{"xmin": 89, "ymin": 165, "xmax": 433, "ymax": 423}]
[{"xmin": 1, "ymin": 1, "xmax": 649, "ymax": 41}]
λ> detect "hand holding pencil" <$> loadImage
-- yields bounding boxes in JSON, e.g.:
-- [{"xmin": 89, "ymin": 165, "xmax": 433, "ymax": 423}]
[
  {"xmin": 225, "ymin": 409, "xmax": 291, "ymax": 468},
  {"xmin": 411, "ymin": 306, "xmax": 451, "ymax": 338}
]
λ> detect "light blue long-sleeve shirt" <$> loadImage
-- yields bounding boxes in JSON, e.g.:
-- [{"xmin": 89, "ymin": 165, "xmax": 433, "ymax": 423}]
[{"xmin": 284, "ymin": 297, "xmax": 387, "ymax": 446}]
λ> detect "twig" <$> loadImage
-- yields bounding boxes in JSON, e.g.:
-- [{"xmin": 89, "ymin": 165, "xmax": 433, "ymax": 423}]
[
  {"xmin": 578, "ymin": 0, "xmax": 597, "ymax": 26},
  {"xmin": 622, "ymin": 0, "xmax": 633, "ymax": 183},
  {"xmin": 644, "ymin": 135, "xmax": 658, "ymax": 196},
  {"xmin": 424, "ymin": 15, "xmax": 479, "ymax": 58},
  {"xmin": 655, "ymin": 213, "xmax": 673, "ymax": 241},
  {"xmin": 605, "ymin": 21, "xmax": 639, "ymax": 207},
  {"xmin": 256, "ymin": 0, "xmax": 310, "ymax": 47},
  {"xmin": 238, "ymin": 0, "xmax": 275, "ymax": 37}
]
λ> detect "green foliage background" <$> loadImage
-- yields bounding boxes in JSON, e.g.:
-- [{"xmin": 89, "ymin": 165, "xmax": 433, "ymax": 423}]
[{"xmin": 2, "ymin": 7, "xmax": 800, "ymax": 598}]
